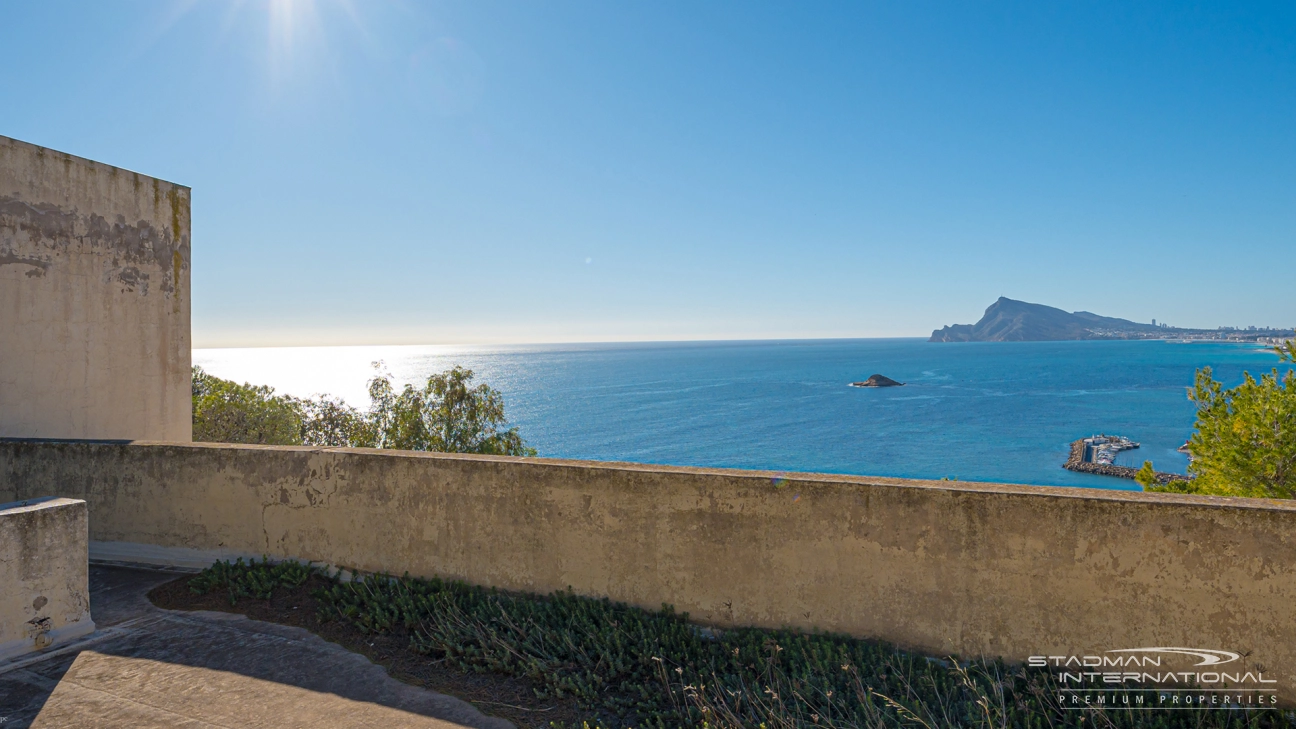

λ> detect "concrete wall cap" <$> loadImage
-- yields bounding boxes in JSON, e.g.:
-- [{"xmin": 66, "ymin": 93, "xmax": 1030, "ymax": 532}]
[
  {"xmin": 10, "ymin": 438, "xmax": 1296, "ymax": 514},
  {"xmin": 0, "ymin": 496, "xmax": 85, "ymax": 515}
]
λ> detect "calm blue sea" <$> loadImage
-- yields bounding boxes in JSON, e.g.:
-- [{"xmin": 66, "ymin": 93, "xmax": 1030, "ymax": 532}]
[{"xmin": 193, "ymin": 339, "xmax": 1287, "ymax": 490}]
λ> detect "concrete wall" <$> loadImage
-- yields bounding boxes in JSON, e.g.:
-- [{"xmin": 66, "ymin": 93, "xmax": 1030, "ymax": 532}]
[
  {"xmin": 0, "ymin": 497, "xmax": 95, "ymax": 661},
  {"xmin": 0, "ymin": 136, "xmax": 191, "ymax": 441},
  {"xmin": 2, "ymin": 440, "xmax": 1294, "ymax": 696}
]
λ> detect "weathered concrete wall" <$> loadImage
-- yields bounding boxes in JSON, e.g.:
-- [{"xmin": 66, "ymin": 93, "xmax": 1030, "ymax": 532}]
[
  {"xmin": 0, "ymin": 136, "xmax": 191, "ymax": 441},
  {"xmin": 0, "ymin": 497, "xmax": 95, "ymax": 661},
  {"xmin": 2, "ymin": 441, "xmax": 1294, "ymax": 697}
]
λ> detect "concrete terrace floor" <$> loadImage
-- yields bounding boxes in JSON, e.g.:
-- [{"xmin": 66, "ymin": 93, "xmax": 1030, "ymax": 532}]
[{"xmin": 0, "ymin": 565, "xmax": 514, "ymax": 729}]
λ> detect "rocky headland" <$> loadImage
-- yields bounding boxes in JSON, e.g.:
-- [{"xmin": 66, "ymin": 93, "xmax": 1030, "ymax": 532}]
[
  {"xmin": 930, "ymin": 297, "xmax": 1162, "ymax": 342},
  {"xmin": 930, "ymin": 296, "xmax": 1295, "ymax": 343}
]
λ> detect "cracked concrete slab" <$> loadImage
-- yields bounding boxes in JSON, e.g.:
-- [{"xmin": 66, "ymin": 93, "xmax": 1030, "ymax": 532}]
[{"xmin": 0, "ymin": 566, "xmax": 513, "ymax": 729}]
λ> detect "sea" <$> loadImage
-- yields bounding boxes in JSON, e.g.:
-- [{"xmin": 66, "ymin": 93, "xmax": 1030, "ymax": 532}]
[{"xmin": 193, "ymin": 338, "xmax": 1287, "ymax": 491}]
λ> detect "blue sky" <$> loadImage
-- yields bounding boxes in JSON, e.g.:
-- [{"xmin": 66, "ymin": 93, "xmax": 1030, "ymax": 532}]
[{"xmin": 3, "ymin": 1, "xmax": 1294, "ymax": 347}]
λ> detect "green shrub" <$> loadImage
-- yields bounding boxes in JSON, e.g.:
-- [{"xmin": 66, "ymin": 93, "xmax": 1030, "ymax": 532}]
[
  {"xmin": 186, "ymin": 559, "xmax": 1292, "ymax": 729},
  {"xmin": 188, "ymin": 557, "xmax": 316, "ymax": 605}
]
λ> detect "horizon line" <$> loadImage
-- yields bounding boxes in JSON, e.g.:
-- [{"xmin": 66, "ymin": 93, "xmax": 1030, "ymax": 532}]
[
  {"xmin": 193, "ymin": 335, "xmax": 933, "ymax": 351},
  {"xmin": 190, "ymin": 335, "xmax": 1279, "ymax": 352}
]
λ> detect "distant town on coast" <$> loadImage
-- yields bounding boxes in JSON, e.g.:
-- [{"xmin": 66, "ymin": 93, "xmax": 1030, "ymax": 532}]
[{"xmin": 931, "ymin": 297, "xmax": 1295, "ymax": 343}]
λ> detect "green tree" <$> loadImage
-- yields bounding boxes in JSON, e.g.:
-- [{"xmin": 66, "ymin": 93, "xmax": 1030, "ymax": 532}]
[
  {"xmin": 299, "ymin": 396, "xmax": 374, "ymax": 448},
  {"xmin": 365, "ymin": 364, "xmax": 536, "ymax": 456},
  {"xmin": 1134, "ymin": 460, "xmax": 1159, "ymax": 489},
  {"xmin": 1137, "ymin": 459, "xmax": 1195, "ymax": 493},
  {"xmin": 192, "ymin": 366, "xmax": 303, "ymax": 445},
  {"xmin": 1146, "ymin": 342, "xmax": 1296, "ymax": 499},
  {"xmin": 192, "ymin": 364, "xmax": 536, "ymax": 457}
]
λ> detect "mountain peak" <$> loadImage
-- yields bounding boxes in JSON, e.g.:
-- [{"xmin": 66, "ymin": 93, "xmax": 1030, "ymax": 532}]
[{"xmin": 931, "ymin": 299, "xmax": 1156, "ymax": 342}]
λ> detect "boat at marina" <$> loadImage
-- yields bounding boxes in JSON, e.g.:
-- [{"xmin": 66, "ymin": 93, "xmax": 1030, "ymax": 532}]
[{"xmin": 1082, "ymin": 434, "xmax": 1140, "ymax": 465}]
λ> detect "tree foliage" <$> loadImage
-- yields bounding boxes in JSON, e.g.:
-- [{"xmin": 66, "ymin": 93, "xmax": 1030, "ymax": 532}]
[
  {"xmin": 1134, "ymin": 460, "xmax": 1159, "ymax": 489},
  {"xmin": 191, "ymin": 363, "xmax": 534, "ymax": 457},
  {"xmin": 298, "ymin": 395, "xmax": 374, "ymax": 448},
  {"xmin": 1145, "ymin": 343, "xmax": 1296, "ymax": 499},
  {"xmin": 366, "ymin": 364, "xmax": 536, "ymax": 456},
  {"xmin": 192, "ymin": 366, "xmax": 303, "ymax": 445}
]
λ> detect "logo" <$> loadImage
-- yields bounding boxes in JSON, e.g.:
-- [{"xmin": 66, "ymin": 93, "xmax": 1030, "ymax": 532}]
[
  {"xmin": 1105, "ymin": 648, "xmax": 1240, "ymax": 666},
  {"xmin": 1028, "ymin": 647, "xmax": 1279, "ymax": 710}
]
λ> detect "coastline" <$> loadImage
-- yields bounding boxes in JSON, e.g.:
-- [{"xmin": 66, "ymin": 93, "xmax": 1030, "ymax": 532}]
[
  {"xmin": 193, "ymin": 339, "xmax": 1258, "ymax": 490},
  {"xmin": 1062, "ymin": 439, "xmax": 1184, "ymax": 485}
]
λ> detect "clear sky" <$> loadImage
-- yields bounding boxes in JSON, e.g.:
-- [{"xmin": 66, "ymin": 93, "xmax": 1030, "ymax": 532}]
[{"xmin": 3, "ymin": 1, "xmax": 1294, "ymax": 347}]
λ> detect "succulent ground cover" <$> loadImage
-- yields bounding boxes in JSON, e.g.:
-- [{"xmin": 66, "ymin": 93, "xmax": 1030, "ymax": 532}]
[{"xmin": 155, "ymin": 559, "xmax": 1292, "ymax": 729}]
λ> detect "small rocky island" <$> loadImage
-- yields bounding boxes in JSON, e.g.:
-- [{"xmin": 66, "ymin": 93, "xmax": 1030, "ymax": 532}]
[{"xmin": 850, "ymin": 374, "xmax": 904, "ymax": 388}]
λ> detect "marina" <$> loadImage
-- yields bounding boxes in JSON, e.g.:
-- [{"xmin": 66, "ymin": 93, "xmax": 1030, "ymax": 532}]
[
  {"xmin": 1083, "ymin": 434, "xmax": 1140, "ymax": 465},
  {"xmin": 1062, "ymin": 434, "xmax": 1185, "ymax": 485}
]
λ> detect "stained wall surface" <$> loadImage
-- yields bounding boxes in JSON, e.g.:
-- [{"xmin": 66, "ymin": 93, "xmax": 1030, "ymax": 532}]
[
  {"xmin": 2, "ymin": 440, "xmax": 1294, "ymax": 698},
  {"xmin": 0, "ymin": 497, "xmax": 95, "ymax": 661},
  {"xmin": 0, "ymin": 136, "xmax": 191, "ymax": 441}
]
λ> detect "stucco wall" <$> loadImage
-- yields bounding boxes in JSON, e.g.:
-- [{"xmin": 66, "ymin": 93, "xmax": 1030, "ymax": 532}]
[
  {"xmin": 2, "ymin": 440, "xmax": 1294, "ymax": 696},
  {"xmin": 0, "ymin": 496, "xmax": 95, "ymax": 661},
  {"xmin": 0, "ymin": 136, "xmax": 191, "ymax": 441}
]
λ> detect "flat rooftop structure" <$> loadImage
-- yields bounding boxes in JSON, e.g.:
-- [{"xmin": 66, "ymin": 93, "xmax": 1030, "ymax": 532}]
[{"xmin": 0, "ymin": 136, "xmax": 191, "ymax": 441}]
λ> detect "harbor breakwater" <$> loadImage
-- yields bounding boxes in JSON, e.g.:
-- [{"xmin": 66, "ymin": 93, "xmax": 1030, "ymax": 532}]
[{"xmin": 1062, "ymin": 440, "xmax": 1184, "ymax": 484}]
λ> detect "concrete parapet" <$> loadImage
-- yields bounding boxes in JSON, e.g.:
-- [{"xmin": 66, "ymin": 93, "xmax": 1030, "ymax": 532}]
[
  {"xmin": 0, "ymin": 496, "xmax": 95, "ymax": 662},
  {"xmin": 2, "ymin": 440, "xmax": 1295, "ymax": 700}
]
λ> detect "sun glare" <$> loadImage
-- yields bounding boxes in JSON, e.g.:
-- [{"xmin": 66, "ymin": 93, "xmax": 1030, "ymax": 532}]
[{"xmin": 268, "ymin": 0, "xmax": 310, "ymax": 73}]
